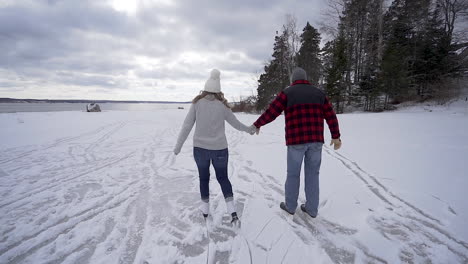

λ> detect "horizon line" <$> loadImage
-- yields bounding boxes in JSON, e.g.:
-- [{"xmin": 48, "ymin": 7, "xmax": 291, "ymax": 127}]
[{"xmin": 0, "ymin": 97, "xmax": 192, "ymax": 104}]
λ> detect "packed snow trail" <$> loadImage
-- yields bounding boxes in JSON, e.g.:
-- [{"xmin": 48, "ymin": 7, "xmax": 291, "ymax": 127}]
[{"xmin": 1, "ymin": 109, "xmax": 467, "ymax": 263}]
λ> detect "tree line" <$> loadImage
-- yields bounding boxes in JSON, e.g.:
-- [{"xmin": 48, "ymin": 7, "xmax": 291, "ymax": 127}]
[{"xmin": 252, "ymin": 0, "xmax": 468, "ymax": 113}]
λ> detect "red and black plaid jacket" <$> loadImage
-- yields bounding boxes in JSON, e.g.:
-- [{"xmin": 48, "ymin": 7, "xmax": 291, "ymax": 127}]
[{"xmin": 254, "ymin": 80, "xmax": 340, "ymax": 145}]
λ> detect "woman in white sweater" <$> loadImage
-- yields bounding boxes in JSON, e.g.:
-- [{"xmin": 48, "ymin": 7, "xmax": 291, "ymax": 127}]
[{"xmin": 174, "ymin": 69, "xmax": 255, "ymax": 223}]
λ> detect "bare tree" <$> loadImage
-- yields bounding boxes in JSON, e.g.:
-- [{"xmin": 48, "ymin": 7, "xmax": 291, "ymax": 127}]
[
  {"xmin": 282, "ymin": 14, "xmax": 301, "ymax": 78},
  {"xmin": 377, "ymin": 0, "xmax": 384, "ymax": 62},
  {"xmin": 437, "ymin": 0, "xmax": 468, "ymax": 45},
  {"xmin": 319, "ymin": 0, "xmax": 348, "ymax": 38}
]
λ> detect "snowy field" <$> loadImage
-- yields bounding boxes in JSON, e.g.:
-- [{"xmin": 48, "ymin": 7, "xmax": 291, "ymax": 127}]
[{"xmin": 1, "ymin": 102, "xmax": 468, "ymax": 264}]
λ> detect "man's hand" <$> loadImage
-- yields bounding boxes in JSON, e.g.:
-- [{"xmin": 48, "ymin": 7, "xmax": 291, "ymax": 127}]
[{"xmin": 330, "ymin": 138, "xmax": 342, "ymax": 150}]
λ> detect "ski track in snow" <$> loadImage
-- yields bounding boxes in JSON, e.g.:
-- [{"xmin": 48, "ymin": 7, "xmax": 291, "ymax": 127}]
[{"xmin": 1, "ymin": 114, "xmax": 467, "ymax": 264}]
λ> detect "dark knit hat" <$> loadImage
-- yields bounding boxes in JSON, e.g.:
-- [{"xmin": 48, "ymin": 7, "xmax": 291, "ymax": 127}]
[{"xmin": 290, "ymin": 67, "xmax": 307, "ymax": 82}]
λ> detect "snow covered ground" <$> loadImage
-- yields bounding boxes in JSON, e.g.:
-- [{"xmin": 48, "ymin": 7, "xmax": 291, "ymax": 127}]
[{"xmin": 1, "ymin": 102, "xmax": 467, "ymax": 263}]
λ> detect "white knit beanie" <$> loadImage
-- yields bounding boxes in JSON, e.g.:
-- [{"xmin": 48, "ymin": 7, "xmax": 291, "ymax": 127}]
[{"xmin": 204, "ymin": 69, "xmax": 221, "ymax": 93}]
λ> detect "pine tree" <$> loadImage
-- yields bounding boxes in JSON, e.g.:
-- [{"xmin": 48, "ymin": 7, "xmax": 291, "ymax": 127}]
[
  {"xmin": 256, "ymin": 32, "xmax": 290, "ymax": 110},
  {"xmin": 331, "ymin": 0, "xmax": 384, "ymax": 107},
  {"xmin": 379, "ymin": 0, "xmax": 417, "ymax": 101},
  {"xmin": 413, "ymin": 4, "xmax": 449, "ymax": 97},
  {"xmin": 380, "ymin": 0, "xmax": 435, "ymax": 102},
  {"xmin": 359, "ymin": 0, "xmax": 385, "ymax": 110},
  {"xmin": 321, "ymin": 0, "xmax": 467, "ymax": 110},
  {"xmin": 324, "ymin": 32, "xmax": 348, "ymax": 113},
  {"xmin": 297, "ymin": 22, "xmax": 322, "ymax": 84}
]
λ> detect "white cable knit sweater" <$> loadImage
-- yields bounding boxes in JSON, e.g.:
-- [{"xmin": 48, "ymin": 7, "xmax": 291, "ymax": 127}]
[{"xmin": 174, "ymin": 95, "xmax": 251, "ymax": 153}]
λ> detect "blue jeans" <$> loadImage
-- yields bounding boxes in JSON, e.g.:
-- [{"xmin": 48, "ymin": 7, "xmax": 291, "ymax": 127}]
[
  {"xmin": 193, "ymin": 147, "xmax": 233, "ymax": 201},
  {"xmin": 285, "ymin": 142, "xmax": 323, "ymax": 216}
]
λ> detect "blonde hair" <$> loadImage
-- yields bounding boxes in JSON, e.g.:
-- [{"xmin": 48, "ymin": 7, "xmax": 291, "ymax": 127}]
[{"xmin": 192, "ymin": 91, "xmax": 231, "ymax": 108}]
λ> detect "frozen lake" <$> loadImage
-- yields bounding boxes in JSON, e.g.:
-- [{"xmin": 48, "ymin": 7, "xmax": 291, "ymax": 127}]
[
  {"xmin": 0, "ymin": 104, "xmax": 467, "ymax": 263},
  {"xmin": 0, "ymin": 103, "xmax": 190, "ymax": 113}
]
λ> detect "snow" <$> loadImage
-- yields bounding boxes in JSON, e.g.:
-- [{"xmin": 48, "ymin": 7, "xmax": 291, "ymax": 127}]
[{"xmin": 1, "ymin": 102, "xmax": 468, "ymax": 263}]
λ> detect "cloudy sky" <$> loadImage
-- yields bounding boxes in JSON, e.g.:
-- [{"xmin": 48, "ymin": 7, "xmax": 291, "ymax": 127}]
[{"xmin": 0, "ymin": 0, "xmax": 328, "ymax": 102}]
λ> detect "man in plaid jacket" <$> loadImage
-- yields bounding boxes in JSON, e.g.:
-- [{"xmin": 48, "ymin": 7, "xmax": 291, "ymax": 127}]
[{"xmin": 253, "ymin": 67, "xmax": 342, "ymax": 218}]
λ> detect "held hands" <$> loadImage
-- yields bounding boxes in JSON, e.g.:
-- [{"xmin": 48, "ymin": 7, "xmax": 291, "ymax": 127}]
[
  {"xmin": 330, "ymin": 138, "xmax": 342, "ymax": 150},
  {"xmin": 248, "ymin": 125, "xmax": 260, "ymax": 135}
]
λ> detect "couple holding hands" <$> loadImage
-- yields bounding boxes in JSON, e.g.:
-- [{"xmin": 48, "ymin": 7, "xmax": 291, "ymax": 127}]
[{"xmin": 174, "ymin": 67, "xmax": 341, "ymax": 223}]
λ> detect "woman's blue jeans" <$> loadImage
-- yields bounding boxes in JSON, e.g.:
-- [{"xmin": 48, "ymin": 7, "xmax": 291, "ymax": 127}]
[{"xmin": 193, "ymin": 147, "xmax": 233, "ymax": 201}]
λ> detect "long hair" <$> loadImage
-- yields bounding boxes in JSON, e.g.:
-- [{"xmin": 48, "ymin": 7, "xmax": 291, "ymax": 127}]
[{"xmin": 192, "ymin": 91, "xmax": 231, "ymax": 108}]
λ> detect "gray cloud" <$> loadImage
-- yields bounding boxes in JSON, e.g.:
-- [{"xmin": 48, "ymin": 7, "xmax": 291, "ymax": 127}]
[
  {"xmin": 135, "ymin": 68, "xmax": 206, "ymax": 80},
  {"xmin": 0, "ymin": 0, "xmax": 326, "ymax": 101},
  {"xmin": 53, "ymin": 72, "xmax": 127, "ymax": 88},
  {"xmin": 0, "ymin": 81, "xmax": 20, "ymax": 88}
]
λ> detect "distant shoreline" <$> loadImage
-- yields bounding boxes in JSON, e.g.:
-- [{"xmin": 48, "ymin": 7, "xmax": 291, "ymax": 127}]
[{"xmin": 0, "ymin": 98, "xmax": 191, "ymax": 104}]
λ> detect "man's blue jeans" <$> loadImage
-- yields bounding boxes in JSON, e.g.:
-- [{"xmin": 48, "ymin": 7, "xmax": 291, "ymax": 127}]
[
  {"xmin": 193, "ymin": 147, "xmax": 233, "ymax": 201},
  {"xmin": 285, "ymin": 142, "xmax": 323, "ymax": 216}
]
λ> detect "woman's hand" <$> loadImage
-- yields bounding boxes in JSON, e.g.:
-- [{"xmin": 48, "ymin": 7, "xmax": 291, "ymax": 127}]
[{"xmin": 173, "ymin": 148, "xmax": 181, "ymax": 155}]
